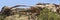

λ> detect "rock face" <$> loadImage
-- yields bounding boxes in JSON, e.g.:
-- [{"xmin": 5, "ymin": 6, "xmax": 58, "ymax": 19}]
[{"xmin": 4, "ymin": 14, "xmax": 28, "ymax": 20}]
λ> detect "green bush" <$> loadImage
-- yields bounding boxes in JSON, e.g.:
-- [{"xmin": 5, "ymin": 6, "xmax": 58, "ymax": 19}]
[{"xmin": 38, "ymin": 8, "xmax": 60, "ymax": 20}]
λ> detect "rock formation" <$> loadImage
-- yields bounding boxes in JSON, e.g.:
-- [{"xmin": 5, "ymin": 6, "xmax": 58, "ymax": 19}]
[{"xmin": 0, "ymin": 3, "xmax": 60, "ymax": 20}]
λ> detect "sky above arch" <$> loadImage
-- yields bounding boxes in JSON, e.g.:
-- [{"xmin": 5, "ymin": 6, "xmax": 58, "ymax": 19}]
[{"xmin": 0, "ymin": 0, "xmax": 60, "ymax": 11}]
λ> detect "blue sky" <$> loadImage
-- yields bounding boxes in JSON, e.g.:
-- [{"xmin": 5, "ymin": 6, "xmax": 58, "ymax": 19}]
[{"xmin": 0, "ymin": 0, "xmax": 60, "ymax": 11}]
